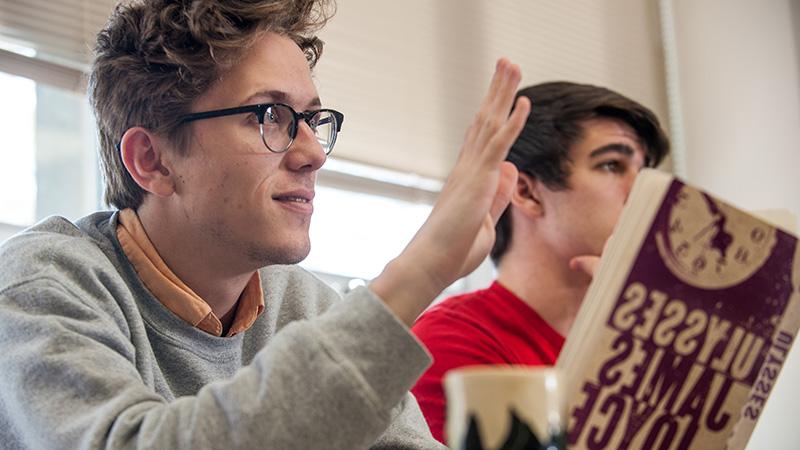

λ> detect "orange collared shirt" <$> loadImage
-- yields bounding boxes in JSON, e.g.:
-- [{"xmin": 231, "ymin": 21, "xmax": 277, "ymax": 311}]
[{"xmin": 116, "ymin": 208, "xmax": 264, "ymax": 337}]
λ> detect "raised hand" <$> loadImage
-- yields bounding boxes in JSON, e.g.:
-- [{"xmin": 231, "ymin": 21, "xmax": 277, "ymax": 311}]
[{"xmin": 371, "ymin": 59, "xmax": 531, "ymax": 325}]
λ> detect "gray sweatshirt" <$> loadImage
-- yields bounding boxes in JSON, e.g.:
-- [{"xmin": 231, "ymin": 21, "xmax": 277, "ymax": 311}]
[{"xmin": 0, "ymin": 212, "xmax": 446, "ymax": 450}]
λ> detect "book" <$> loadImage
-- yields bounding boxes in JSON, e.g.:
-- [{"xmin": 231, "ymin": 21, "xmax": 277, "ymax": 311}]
[{"xmin": 557, "ymin": 168, "xmax": 800, "ymax": 450}]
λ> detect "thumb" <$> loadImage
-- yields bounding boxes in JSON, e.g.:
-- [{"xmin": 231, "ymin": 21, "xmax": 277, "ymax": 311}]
[
  {"xmin": 569, "ymin": 234, "xmax": 614, "ymax": 278},
  {"xmin": 569, "ymin": 255, "xmax": 600, "ymax": 278}
]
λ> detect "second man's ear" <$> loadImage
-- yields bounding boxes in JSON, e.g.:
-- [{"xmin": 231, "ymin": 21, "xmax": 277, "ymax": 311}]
[
  {"xmin": 119, "ymin": 127, "xmax": 176, "ymax": 197},
  {"xmin": 511, "ymin": 171, "xmax": 544, "ymax": 218}
]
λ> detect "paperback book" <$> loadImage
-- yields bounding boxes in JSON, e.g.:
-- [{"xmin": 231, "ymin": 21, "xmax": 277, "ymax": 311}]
[{"xmin": 557, "ymin": 169, "xmax": 799, "ymax": 450}]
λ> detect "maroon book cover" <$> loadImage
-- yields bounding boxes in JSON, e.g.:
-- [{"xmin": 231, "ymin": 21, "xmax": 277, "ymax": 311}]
[{"xmin": 565, "ymin": 177, "xmax": 799, "ymax": 450}]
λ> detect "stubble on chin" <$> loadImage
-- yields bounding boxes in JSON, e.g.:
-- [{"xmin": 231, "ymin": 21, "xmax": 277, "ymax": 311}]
[
  {"xmin": 245, "ymin": 242, "xmax": 310, "ymax": 268},
  {"xmin": 206, "ymin": 212, "xmax": 312, "ymax": 269}
]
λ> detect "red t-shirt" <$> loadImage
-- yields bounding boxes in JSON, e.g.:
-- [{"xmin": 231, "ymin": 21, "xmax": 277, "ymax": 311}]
[{"xmin": 411, "ymin": 281, "xmax": 564, "ymax": 444}]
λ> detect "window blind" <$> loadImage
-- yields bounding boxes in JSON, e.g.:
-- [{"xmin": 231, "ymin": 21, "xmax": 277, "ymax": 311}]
[
  {"xmin": 0, "ymin": 0, "xmax": 115, "ymax": 71},
  {"xmin": 1, "ymin": 0, "xmax": 668, "ymax": 180},
  {"xmin": 315, "ymin": 0, "xmax": 669, "ymax": 179}
]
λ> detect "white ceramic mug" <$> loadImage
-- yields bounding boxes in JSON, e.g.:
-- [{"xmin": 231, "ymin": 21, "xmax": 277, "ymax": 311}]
[{"xmin": 444, "ymin": 366, "xmax": 566, "ymax": 450}]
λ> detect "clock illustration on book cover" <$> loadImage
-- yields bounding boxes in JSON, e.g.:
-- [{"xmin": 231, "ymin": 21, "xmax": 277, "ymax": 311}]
[{"xmin": 655, "ymin": 184, "xmax": 777, "ymax": 289}]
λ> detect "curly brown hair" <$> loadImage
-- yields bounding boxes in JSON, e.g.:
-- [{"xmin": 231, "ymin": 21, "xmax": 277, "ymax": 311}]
[{"xmin": 89, "ymin": 0, "xmax": 335, "ymax": 210}]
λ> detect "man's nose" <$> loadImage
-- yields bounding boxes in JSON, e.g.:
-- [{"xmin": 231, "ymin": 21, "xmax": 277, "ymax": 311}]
[{"xmin": 284, "ymin": 121, "xmax": 327, "ymax": 172}]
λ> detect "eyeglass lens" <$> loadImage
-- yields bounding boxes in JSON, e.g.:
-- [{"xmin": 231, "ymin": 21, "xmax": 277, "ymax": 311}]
[{"xmin": 260, "ymin": 104, "xmax": 338, "ymax": 154}]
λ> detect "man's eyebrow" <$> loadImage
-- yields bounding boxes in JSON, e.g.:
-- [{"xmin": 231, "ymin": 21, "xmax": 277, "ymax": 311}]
[
  {"xmin": 589, "ymin": 143, "xmax": 635, "ymax": 158},
  {"xmin": 242, "ymin": 90, "xmax": 322, "ymax": 110}
]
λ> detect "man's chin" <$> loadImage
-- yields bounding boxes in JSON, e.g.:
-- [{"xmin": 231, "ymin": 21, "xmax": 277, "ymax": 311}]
[{"xmin": 247, "ymin": 243, "xmax": 310, "ymax": 267}]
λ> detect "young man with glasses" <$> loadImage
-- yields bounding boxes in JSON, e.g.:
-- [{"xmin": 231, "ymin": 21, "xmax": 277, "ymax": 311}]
[
  {"xmin": 411, "ymin": 81, "xmax": 671, "ymax": 443},
  {"xmin": 0, "ymin": 0, "xmax": 529, "ymax": 448}
]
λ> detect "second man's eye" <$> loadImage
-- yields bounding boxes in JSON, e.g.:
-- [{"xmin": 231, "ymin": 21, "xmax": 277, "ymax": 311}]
[{"xmin": 597, "ymin": 160, "xmax": 624, "ymax": 173}]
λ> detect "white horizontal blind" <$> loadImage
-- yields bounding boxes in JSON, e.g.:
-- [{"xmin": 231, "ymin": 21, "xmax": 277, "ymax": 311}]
[
  {"xmin": 0, "ymin": 0, "xmax": 668, "ymax": 180},
  {"xmin": 0, "ymin": 0, "xmax": 116, "ymax": 71},
  {"xmin": 0, "ymin": 47, "xmax": 84, "ymax": 91},
  {"xmin": 315, "ymin": 0, "xmax": 668, "ymax": 179}
]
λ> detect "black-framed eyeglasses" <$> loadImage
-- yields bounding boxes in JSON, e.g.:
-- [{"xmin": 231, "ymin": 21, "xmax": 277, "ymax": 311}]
[{"xmin": 179, "ymin": 103, "xmax": 344, "ymax": 155}]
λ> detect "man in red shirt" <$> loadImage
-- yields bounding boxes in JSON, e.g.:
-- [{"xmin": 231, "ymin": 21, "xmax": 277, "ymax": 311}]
[{"xmin": 411, "ymin": 81, "xmax": 671, "ymax": 443}]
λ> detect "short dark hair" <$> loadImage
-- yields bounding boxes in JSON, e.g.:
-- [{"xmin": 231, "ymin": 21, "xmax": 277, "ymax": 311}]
[
  {"xmin": 89, "ymin": 0, "xmax": 334, "ymax": 210},
  {"xmin": 490, "ymin": 81, "xmax": 670, "ymax": 264}
]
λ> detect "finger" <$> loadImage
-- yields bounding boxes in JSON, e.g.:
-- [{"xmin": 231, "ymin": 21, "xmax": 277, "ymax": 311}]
[
  {"xmin": 481, "ymin": 59, "xmax": 522, "ymax": 123},
  {"xmin": 488, "ymin": 162, "xmax": 517, "ymax": 223},
  {"xmin": 475, "ymin": 61, "xmax": 521, "ymax": 141},
  {"xmin": 479, "ymin": 59, "xmax": 512, "ymax": 115},
  {"xmin": 488, "ymin": 61, "xmax": 521, "ymax": 117},
  {"xmin": 475, "ymin": 59, "xmax": 518, "ymax": 127},
  {"xmin": 482, "ymin": 96, "xmax": 531, "ymax": 164},
  {"xmin": 505, "ymin": 95, "xmax": 531, "ymax": 135},
  {"xmin": 457, "ymin": 61, "xmax": 509, "ymax": 158},
  {"xmin": 569, "ymin": 255, "xmax": 600, "ymax": 278}
]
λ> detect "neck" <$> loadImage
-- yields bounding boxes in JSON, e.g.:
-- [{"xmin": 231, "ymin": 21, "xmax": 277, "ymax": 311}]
[
  {"xmin": 135, "ymin": 203, "xmax": 253, "ymax": 320},
  {"xmin": 495, "ymin": 242, "xmax": 589, "ymax": 336}
]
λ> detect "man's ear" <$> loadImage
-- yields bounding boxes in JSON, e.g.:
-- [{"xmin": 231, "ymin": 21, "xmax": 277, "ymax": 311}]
[
  {"xmin": 119, "ymin": 127, "xmax": 176, "ymax": 197},
  {"xmin": 510, "ymin": 171, "xmax": 544, "ymax": 218}
]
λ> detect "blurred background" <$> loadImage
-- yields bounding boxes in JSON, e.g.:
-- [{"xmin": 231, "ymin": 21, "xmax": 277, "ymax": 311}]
[{"xmin": 0, "ymin": 1, "xmax": 798, "ymax": 447}]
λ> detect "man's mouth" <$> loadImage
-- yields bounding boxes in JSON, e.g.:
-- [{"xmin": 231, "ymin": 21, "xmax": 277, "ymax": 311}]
[
  {"xmin": 274, "ymin": 195, "xmax": 311, "ymax": 203},
  {"xmin": 272, "ymin": 190, "xmax": 315, "ymax": 210}
]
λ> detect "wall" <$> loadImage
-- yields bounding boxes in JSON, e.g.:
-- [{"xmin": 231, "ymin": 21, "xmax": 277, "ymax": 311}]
[{"xmin": 669, "ymin": 1, "xmax": 800, "ymax": 448}]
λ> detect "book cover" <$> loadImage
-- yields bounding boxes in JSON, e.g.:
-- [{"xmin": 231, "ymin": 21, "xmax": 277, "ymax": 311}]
[{"xmin": 559, "ymin": 169, "xmax": 799, "ymax": 450}]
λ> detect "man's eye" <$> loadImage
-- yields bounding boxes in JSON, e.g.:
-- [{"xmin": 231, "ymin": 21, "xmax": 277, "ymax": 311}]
[
  {"xmin": 598, "ymin": 160, "xmax": 624, "ymax": 172},
  {"xmin": 265, "ymin": 109, "xmax": 279, "ymax": 124}
]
